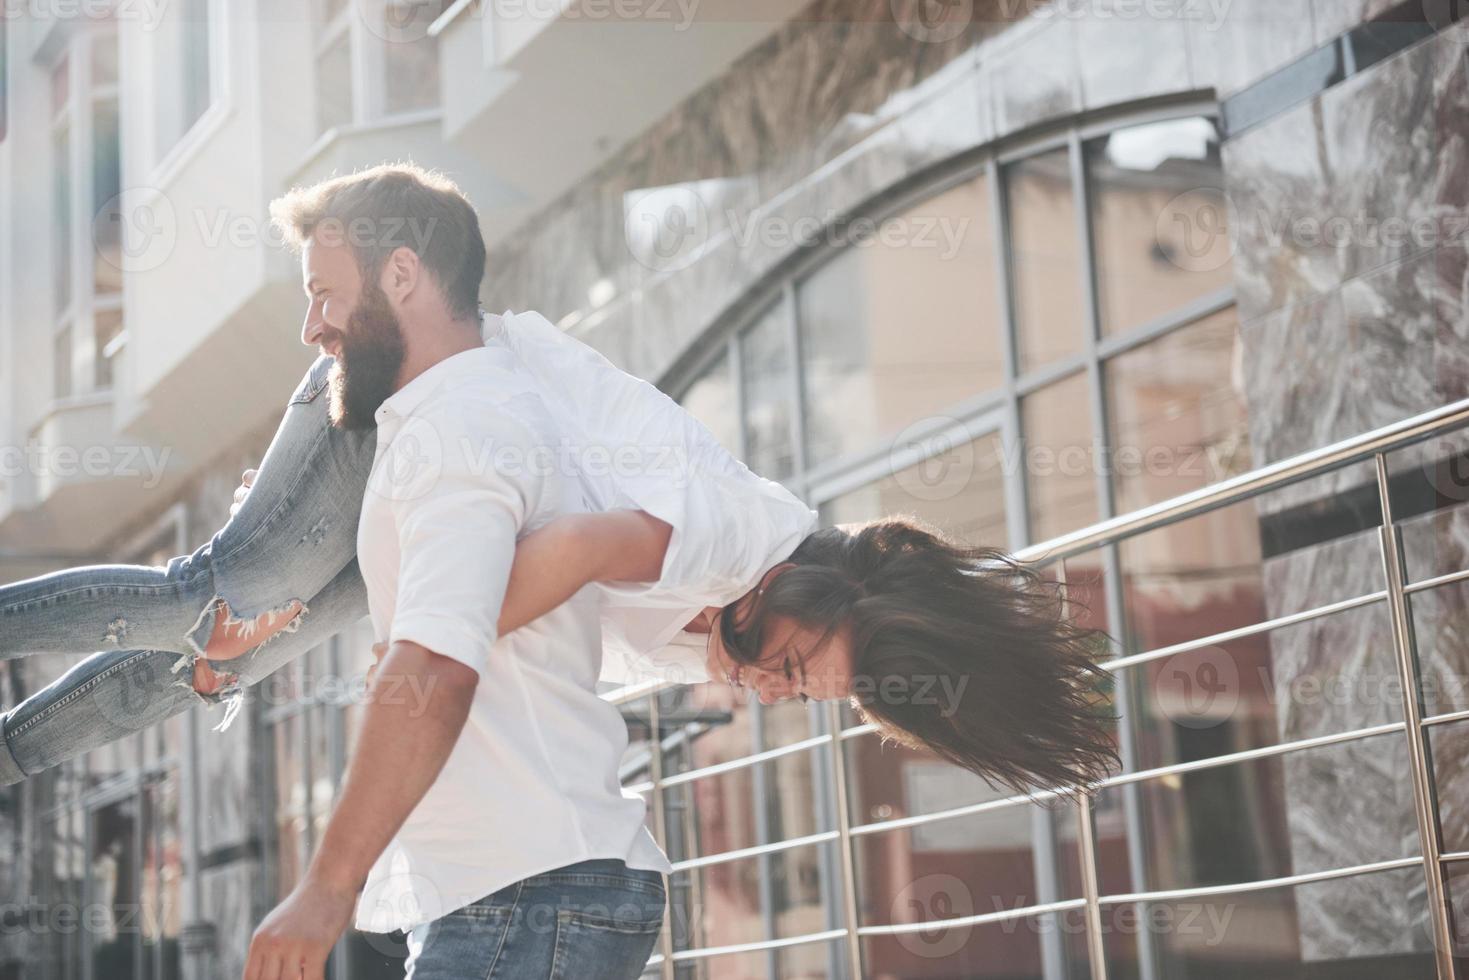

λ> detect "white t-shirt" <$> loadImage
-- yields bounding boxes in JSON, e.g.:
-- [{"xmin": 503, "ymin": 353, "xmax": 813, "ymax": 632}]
[
  {"xmin": 488, "ymin": 309, "xmax": 819, "ymax": 687},
  {"xmin": 354, "ymin": 344, "xmax": 672, "ymax": 933}
]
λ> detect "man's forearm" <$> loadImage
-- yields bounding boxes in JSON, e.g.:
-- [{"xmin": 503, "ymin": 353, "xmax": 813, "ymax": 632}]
[{"xmin": 304, "ymin": 641, "xmax": 477, "ymax": 892}]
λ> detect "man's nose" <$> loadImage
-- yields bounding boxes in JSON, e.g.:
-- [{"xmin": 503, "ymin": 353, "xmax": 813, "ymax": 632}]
[{"xmin": 301, "ymin": 313, "xmax": 324, "ymax": 347}]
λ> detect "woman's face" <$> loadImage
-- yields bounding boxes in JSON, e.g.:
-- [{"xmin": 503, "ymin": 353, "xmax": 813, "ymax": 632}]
[{"xmin": 703, "ymin": 608, "xmax": 855, "ymax": 705}]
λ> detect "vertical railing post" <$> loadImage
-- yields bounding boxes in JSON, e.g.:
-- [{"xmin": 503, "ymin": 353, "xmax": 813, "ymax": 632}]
[
  {"xmin": 1075, "ymin": 800, "xmax": 1109, "ymax": 980},
  {"xmin": 1374, "ymin": 452, "xmax": 1456, "ymax": 976},
  {"xmin": 825, "ymin": 701, "xmax": 864, "ymax": 979},
  {"xmin": 1057, "ymin": 561, "xmax": 1110, "ymax": 980},
  {"xmin": 648, "ymin": 693, "xmax": 677, "ymax": 980}
]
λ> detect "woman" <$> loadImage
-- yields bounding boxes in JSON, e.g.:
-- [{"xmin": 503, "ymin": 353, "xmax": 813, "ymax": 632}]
[{"xmin": 0, "ymin": 310, "xmax": 1117, "ymax": 795}]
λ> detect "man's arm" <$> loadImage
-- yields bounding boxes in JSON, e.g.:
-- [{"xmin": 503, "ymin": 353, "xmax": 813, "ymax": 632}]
[
  {"xmin": 245, "ymin": 403, "xmax": 538, "ymax": 980},
  {"xmin": 244, "ymin": 642, "xmax": 474, "ymax": 980}
]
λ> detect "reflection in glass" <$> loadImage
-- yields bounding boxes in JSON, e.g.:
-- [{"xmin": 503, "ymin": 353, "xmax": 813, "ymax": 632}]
[
  {"xmin": 797, "ymin": 173, "xmax": 1005, "ymax": 467},
  {"xmin": 382, "ymin": 1, "xmax": 451, "ymax": 115},
  {"xmin": 315, "ymin": 32, "xmax": 353, "ymax": 134},
  {"xmin": 822, "ymin": 429, "xmax": 1009, "ymax": 550},
  {"xmin": 1095, "ymin": 732, "xmax": 1416, "ymax": 897},
  {"xmin": 862, "ymin": 911, "xmax": 1083, "ymax": 980},
  {"xmin": 668, "ymin": 842, "xmax": 839, "ymax": 953},
  {"xmin": 92, "ymin": 97, "xmax": 123, "ymax": 296},
  {"xmin": 662, "ymin": 749, "xmax": 823, "ymax": 861},
  {"xmin": 1107, "ymin": 866, "xmax": 1431, "ymax": 978},
  {"xmin": 1022, "ymin": 372, "xmax": 1098, "ymax": 543},
  {"xmin": 1105, "ymin": 307, "xmax": 1251, "ymax": 514},
  {"xmin": 1006, "ymin": 148, "xmax": 1084, "ymax": 373},
  {"xmin": 151, "ymin": 0, "xmax": 212, "ymax": 161},
  {"xmin": 675, "ymin": 939, "xmax": 842, "ymax": 979},
  {"xmin": 1086, "ymin": 117, "xmax": 1231, "ymax": 336},
  {"xmin": 1116, "ymin": 602, "xmax": 1400, "ymax": 774},
  {"xmin": 741, "ymin": 304, "xmax": 797, "ymax": 482},
  {"xmin": 54, "ymin": 125, "xmax": 72, "ymax": 314}
]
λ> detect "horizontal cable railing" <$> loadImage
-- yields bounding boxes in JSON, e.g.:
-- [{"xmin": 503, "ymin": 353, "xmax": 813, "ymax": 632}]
[{"xmin": 614, "ymin": 396, "xmax": 1469, "ymax": 973}]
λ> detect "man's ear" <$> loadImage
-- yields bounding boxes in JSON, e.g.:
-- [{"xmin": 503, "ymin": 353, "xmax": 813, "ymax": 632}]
[{"xmin": 381, "ymin": 246, "xmax": 420, "ymax": 303}]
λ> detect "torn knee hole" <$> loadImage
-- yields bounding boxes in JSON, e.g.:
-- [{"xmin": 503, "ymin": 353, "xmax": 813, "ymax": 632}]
[
  {"xmin": 192, "ymin": 658, "xmax": 237, "ymax": 696},
  {"xmin": 200, "ymin": 597, "xmax": 306, "ymax": 661}
]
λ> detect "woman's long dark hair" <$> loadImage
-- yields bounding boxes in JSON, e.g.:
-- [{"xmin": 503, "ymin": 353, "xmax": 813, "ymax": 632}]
[{"xmin": 719, "ymin": 517, "xmax": 1120, "ymax": 796}]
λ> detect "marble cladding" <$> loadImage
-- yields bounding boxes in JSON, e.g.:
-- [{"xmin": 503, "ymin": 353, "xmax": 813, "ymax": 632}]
[{"xmin": 1229, "ymin": 26, "xmax": 1469, "ymax": 514}]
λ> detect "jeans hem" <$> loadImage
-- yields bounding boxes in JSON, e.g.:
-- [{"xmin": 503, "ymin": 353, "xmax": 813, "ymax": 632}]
[{"xmin": 0, "ymin": 720, "xmax": 28, "ymax": 786}]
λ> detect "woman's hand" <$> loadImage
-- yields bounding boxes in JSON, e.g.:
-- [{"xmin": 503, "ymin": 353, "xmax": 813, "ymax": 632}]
[{"xmin": 230, "ymin": 468, "xmax": 257, "ymax": 518}]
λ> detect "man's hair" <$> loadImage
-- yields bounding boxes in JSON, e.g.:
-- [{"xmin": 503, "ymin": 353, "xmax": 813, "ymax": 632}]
[
  {"xmin": 720, "ymin": 517, "xmax": 1121, "ymax": 796},
  {"xmin": 269, "ymin": 162, "xmax": 486, "ymax": 320}
]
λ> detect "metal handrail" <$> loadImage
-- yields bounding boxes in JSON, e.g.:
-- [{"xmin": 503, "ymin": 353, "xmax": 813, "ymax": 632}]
[
  {"xmin": 603, "ymin": 396, "xmax": 1469, "ymax": 708},
  {"xmin": 607, "ymin": 396, "xmax": 1469, "ymax": 977}
]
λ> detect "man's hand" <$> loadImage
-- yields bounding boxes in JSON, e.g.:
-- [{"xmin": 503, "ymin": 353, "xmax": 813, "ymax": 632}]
[
  {"xmin": 244, "ymin": 873, "xmax": 356, "ymax": 980},
  {"xmin": 230, "ymin": 468, "xmax": 257, "ymax": 518}
]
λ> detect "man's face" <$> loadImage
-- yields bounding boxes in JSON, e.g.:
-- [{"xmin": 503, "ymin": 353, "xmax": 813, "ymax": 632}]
[{"xmin": 300, "ymin": 235, "xmax": 405, "ymax": 429}]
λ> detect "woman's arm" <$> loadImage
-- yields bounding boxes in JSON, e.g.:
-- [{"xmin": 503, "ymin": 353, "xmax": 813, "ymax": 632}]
[{"xmin": 496, "ymin": 510, "xmax": 672, "ymax": 635}]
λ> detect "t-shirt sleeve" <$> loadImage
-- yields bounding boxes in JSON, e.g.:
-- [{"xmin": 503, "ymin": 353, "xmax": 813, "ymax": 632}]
[{"xmin": 381, "ymin": 408, "xmax": 541, "ymax": 676}]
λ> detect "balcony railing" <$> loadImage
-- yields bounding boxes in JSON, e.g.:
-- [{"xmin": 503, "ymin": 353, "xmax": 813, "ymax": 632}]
[{"xmin": 606, "ymin": 395, "xmax": 1469, "ymax": 980}]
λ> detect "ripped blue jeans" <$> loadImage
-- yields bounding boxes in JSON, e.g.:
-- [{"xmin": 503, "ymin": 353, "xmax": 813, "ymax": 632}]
[{"xmin": 0, "ymin": 355, "xmax": 375, "ymax": 784}]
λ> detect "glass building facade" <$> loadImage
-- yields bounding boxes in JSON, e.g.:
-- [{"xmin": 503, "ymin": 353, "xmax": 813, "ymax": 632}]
[{"xmin": 3, "ymin": 2, "xmax": 1468, "ymax": 979}]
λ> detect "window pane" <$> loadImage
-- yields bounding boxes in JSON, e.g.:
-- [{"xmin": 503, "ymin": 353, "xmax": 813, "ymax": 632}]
[
  {"xmin": 821, "ymin": 429, "xmax": 1009, "ymax": 550},
  {"xmin": 797, "ymin": 172, "xmax": 1005, "ymax": 467},
  {"xmin": 1115, "ymin": 600, "xmax": 1401, "ymax": 775},
  {"xmin": 90, "ymin": 31, "xmax": 119, "ymax": 88},
  {"xmin": 1107, "ymin": 866, "xmax": 1432, "ymax": 978},
  {"xmin": 316, "ymin": 32, "xmax": 353, "ymax": 133},
  {"xmin": 1095, "ymin": 731, "xmax": 1418, "ymax": 897},
  {"xmin": 1117, "ymin": 466, "xmax": 1383, "ymax": 673},
  {"xmin": 667, "ymin": 841, "xmax": 840, "ymax": 953},
  {"xmin": 1105, "ymin": 307, "xmax": 1252, "ymax": 514},
  {"xmin": 153, "ymin": 0, "xmax": 212, "ymax": 161},
  {"xmin": 1006, "ymin": 148, "xmax": 1084, "ymax": 373},
  {"xmin": 92, "ymin": 97, "xmax": 123, "ymax": 296},
  {"xmin": 380, "ymin": 1, "xmax": 450, "ymax": 115},
  {"xmin": 661, "ymin": 748, "xmax": 825, "ymax": 861},
  {"xmin": 1021, "ymin": 373, "xmax": 1098, "ymax": 543},
  {"xmin": 94, "ymin": 309, "xmax": 123, "ymax": 389},
  {"xmin": 1086, "ymin": 116, "xmax": 1231, "ymax": 336},
  {"xmin": 740, "ymin": 304, "xmax": 795, "ymax": 481},
  {"xmin": 677, "ymin": 349, "xmax": 738, "ymax": 455},
  {"xmin": 51, "ymin": 54, "xmax": 70, "ymax": 117},
  {"xmin": 55, "ymin": 324, "xmax": 74, "ymax": 399},
  {"xmin": 862, "ymin": 911, "xmax": 1082, "ymax": 980},
  {"xmin": 54, "ymin": 125, "xmax": 72, "ymax": 313}
]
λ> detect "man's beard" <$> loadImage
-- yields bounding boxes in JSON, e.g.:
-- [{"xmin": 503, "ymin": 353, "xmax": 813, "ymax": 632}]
[{"xmin": 325, "ymin": 282, "xmax": 406, "ymax": 430}]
